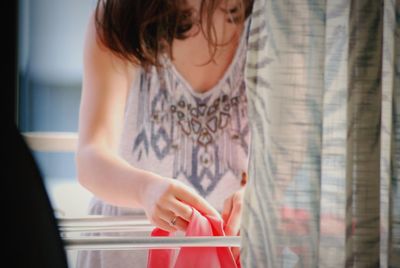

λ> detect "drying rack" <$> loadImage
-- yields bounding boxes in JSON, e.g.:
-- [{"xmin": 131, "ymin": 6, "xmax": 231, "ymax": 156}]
[{"xmin": 23, "ymin": 132, "xmax": 240, "ymax": 251}]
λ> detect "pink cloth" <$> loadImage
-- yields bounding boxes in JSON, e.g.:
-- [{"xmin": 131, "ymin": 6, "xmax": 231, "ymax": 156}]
[{"xmin": 147, "ymin": 209, "xmax": 240, "ymax": 268}]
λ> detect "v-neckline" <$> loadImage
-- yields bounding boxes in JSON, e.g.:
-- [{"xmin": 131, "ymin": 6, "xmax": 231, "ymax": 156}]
[{"xmin": 163, "ymin": 19, "xmax": 249, "ymax": 98}]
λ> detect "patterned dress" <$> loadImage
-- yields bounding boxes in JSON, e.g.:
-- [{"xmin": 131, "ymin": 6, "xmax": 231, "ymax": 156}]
[{"xmin": 77, "ymin": 19, "xmax": 250, "ymax": 268}]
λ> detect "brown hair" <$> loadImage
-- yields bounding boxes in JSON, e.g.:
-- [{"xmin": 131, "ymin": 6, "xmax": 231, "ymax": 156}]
[{"xmin": 94, "ymin": 0, "xmax": 253, "ymax": 68}]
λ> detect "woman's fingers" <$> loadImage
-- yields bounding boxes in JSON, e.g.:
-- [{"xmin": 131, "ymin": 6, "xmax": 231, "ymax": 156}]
[
  {"xmin": 153, "ymin": 217, "xmax": 177, "ymax": 232},
  {"xmin": 145, "ymin": 179, "xmax": 229, "ymax": 233},
  {"xmin": 221, "ymin": 196, "xmax": 233, "ymax": 224},
  {"xmin": 172, "ymin": 216, "xmax": 189, "ymax": 231},
  {"xmin": 152, "ymin": 205, "xmax": 178, "ymax": 232},
  {"xmin": 156, "ymin": 203, "xmax": 189, "ymax": 231},
  {"xmin": 224, "ymin": 191, "xmax": 243, "ymax": 236},
  {"xmin": 169, "ymin": 199, "xmax": 193, "ymax": 222},
  {"xmin": 225, "ymin": 206, "xmax": 241, "ymax": 235},
  {"xmin": 174, "ymin": 182, "xmax": 220, "ymax": 219}
]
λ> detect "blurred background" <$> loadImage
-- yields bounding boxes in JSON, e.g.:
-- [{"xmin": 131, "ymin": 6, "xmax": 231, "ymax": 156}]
[{"xmin": 17, "ymin": 0, "xmax": 95, "ymax": 218}]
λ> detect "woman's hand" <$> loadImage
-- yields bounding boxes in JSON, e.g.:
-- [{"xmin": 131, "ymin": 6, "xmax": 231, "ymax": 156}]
[
  {"xmin": 222, "ymin": 172, "xmax": 247, "ymax": 260},
  {"xmin": 221, "ymin": 187, "xmax": 245, "ymax": 236},
  {"xmin": 222, "ymin": 172, "xmax": 247, "ymax": 236},
  {"xmin": 140, "ymin": 174, "xmax": 220, "ymax": 233},
  {"xmin": 221, "ymin": 186, "xmax": 245, "ymax": 260}
]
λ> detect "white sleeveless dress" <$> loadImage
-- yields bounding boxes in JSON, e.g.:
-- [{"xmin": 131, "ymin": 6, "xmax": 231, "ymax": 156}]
[{"xmin": 77, "ymin": 19, "xmax": 250, "ymax": 268}]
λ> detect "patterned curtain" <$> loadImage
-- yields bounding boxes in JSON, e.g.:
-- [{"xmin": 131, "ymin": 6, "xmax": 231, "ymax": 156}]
[{"xmin": 241, "ymin": 0, "xmax": 400, "ymax": 267}]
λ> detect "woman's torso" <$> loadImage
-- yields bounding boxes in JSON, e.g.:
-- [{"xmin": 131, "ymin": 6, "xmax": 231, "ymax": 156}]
[
  {"xmin": 77, "ymin": 9, "xmax": 252, "ymax": 268},
  {"xmin": 90, "ymin": 16, "xmax": 250, "ymax": 214}
]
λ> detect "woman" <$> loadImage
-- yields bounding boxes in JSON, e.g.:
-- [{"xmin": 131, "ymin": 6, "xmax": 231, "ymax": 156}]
[{"xmin": 76, "ymin": 0, "xmax": 253, "ymax": 267}]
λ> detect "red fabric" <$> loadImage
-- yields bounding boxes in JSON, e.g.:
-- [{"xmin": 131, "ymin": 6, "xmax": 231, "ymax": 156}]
[{"xmin": 147, "ymin": 209, "xmax": 240, "ymax": 268}]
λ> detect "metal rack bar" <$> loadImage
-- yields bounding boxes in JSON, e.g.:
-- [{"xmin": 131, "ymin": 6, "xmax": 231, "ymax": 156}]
[
  {"xmin": 60, "ymin": 226, "xmax": 154, "ymax": 233},
  {"xmin": 58, "ymin": 216, "xmax": 150, "ymax": 228},
  {"xmin": 65, "ymin": 236, "xmax": 241, "ymax": 250},
  {"xmin": 22, "ymin": 135, "xmax": 242, "ymax": 251},
  {"xmin": 60, "ymin": 216, "xmax": 241, "ymax": 250},
  {"xmin": 59, "ymin": 216, "xmax": 152, "ymax": 233}
]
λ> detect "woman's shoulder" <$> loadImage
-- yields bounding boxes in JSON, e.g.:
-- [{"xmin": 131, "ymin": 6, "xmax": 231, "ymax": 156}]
[{"xmin": 83, "ymin": 10, "xmax": 138, "ymax": 81}]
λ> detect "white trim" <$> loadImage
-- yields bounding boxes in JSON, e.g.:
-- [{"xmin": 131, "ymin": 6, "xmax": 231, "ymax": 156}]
[{"xmin": 22, "ymin": 132, "xmax": 78, "ymax": 152}]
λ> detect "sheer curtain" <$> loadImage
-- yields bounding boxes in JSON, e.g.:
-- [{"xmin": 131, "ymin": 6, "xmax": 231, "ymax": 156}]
[{"xmin": 241, "ymin": 0, "xmax": 399, "ymax": 267}]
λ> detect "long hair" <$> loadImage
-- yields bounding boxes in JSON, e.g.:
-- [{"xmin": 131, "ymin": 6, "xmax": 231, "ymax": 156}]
[{"xmin": 94, "ymin": 0, "xmax": 253, "ymax": 68}]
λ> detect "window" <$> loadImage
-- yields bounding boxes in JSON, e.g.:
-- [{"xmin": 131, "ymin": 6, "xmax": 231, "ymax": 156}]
[{"xmin": 18, "ymin": 0, "xmax": 95, "ymax": 218}]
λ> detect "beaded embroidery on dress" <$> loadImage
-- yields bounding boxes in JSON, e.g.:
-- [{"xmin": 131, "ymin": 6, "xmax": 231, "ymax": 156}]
[
  {"xmin": 119, "ymin": 19, "xmax": 250, "ymax": 203},
  {"xmin": 76, "ymin": 18, "xmax": 251, "ymax": 268}
]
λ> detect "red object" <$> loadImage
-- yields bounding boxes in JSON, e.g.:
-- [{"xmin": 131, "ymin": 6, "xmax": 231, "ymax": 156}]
[{"xmin": 147, "ymin": 209, "xmax": 240, "ymax": 268}]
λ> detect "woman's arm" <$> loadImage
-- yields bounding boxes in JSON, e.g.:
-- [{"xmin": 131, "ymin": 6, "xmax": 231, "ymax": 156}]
[
  {"xmin": 76, "ymin": 11, "xmax": 141, "ymax": 208},
  {"xmin": 76, "ymin": 12, "xmax": 219, "ymax": 232}
]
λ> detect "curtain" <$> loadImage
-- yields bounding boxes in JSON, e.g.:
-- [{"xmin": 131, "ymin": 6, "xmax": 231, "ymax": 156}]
[{"xmin": 241, "ymin": 0, "xmax": 400, "ymax": 267}]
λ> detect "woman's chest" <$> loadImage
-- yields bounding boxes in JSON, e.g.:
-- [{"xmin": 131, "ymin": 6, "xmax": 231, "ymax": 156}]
[
  {"xmin": 118, "ymin": 66, "xmax": 250, "ymax": 199},
  {"xmin": 169, "ymin": 23, "xmax": 243, "ymax": 93}
]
